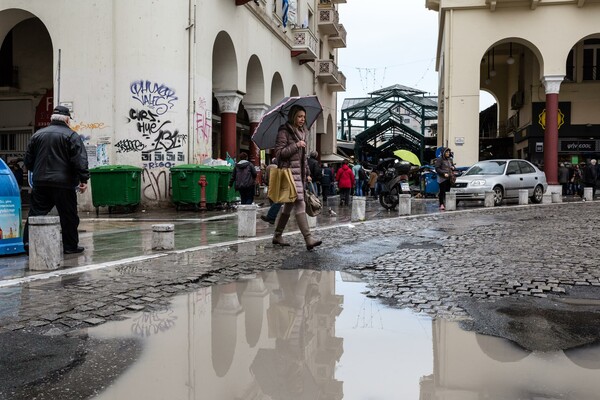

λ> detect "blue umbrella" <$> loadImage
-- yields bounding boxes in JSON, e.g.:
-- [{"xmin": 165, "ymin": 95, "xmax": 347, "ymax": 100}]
[{"xmin": 251, "ymin": 96, "xmax": 323, "ymax": 150}]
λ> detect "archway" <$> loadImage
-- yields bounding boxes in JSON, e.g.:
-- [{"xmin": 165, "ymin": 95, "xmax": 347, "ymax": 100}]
[
  {"xmin": 290, "ymin": 84, "xmax": 299, "ymax": 97},
  {"xmin": 0, "ymin": 9, "xmax": 53, "ymax": 164},
  {"xmin": 270, "ymin": 72, "xmax": 285, "ymax": 106}
]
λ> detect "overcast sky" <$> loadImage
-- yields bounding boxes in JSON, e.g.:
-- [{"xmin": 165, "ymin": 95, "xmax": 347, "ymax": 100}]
[{"xmin": 337, "ymin": 0, "xmax": 494, "ymax": 111}]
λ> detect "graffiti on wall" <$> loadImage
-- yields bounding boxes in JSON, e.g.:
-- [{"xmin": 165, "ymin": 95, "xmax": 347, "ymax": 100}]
[
  {"xmin": 194, "ymin": 96, "xmax": 212, "ymax": 163},
  {"xmin": 130, "ymin": 80, "xmax": 178, "ymax": 115},
  {"xmin": 122, "ymin": 80, "xmax": 186, "ymax": 169},
  {"xmin": 71, "ymin": 121, "xmax": 109, "ymax": 133},
  {"xmin": 141, "ymin": 167, "xmax": 171, "ymax": 202}
]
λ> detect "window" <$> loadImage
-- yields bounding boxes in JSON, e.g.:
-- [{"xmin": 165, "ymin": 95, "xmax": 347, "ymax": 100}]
[
  {"xmin": 518, "ymin": 161, "xmax": 535, "ymax": 174},
  {"xmin": 583, "ymin": 39, "xmax": 600, "ymax": 81},
  {"xmin": 506, "ymin": 161, "xmax": 520, "ymax": 175}
]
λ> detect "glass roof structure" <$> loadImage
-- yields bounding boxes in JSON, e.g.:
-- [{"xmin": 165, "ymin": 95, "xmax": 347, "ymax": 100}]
[{"xmin": 340, "ymin": 84, "xmax": 438, "ymax": 164}]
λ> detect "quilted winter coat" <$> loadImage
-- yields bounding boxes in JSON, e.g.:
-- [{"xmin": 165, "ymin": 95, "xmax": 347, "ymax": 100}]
[{"xmin": 274, "ymin": 123, "xmax": 310, "ymax": 202}]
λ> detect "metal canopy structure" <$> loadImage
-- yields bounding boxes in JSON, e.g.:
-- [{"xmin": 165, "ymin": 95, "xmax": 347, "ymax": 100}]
[{"xmin": 340, "ymin": 84, "xmax": 438, "ymax": 164}]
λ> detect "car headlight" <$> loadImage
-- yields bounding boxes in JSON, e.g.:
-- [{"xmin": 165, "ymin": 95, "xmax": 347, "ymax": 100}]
[{"xmin": 470, "ymin": 180, "xmax": 486, "ymax": 186}]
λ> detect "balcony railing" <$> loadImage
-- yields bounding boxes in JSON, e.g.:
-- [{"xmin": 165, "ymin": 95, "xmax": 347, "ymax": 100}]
[
  {"xmin": 328, "ymin": 24, "xmax": 346, "ymax": 48},
  {"xmin": 291, "ymin": 28, "xmax": 318, "ymax": 61},
  {"xmin": 317, "ymin": 60, "xmax": 346, "ymax": 92},
  {"xmin": 320, "ymin": 0, "xmax": 346, "ymax": 4},
  {"xmin": 318, "ymin": 6, "xmax": 340, "ymax": 36}
]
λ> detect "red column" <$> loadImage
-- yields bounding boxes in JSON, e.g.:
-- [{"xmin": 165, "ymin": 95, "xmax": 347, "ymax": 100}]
[
  {"xmin": 246, "ymin": 104, "xmax": 269, "ymax": 184},
  {"xmin": 215, "ymin": 91, "xmax": 243, "ymax": 160},
  {"xmin": 221, "ymin": 112, "xmax": 237, "ymax": 160},
  {"xmin": 542, "ymin": 76, "xmax": 563, "ymax": 186}
]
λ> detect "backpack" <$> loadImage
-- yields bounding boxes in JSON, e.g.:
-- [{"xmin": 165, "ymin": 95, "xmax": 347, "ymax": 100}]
[{"xmin": 358, "ymin": 166, "xmax": 367, "ymax": 180}]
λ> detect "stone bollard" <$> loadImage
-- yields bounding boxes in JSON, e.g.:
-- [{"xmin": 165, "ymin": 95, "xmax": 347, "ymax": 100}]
[
  {"xmin": 445, "ymin": 192, "xmax": 456, "ymax": 211},
  {"xmin": 542, "ymin": 193, "xmax": 552, "ymax": 204},
  {"xmin": 484, "ymin": 191, "xmax": 495, "ymax": 207},
  {"xmin": 152, "ymin": 224, "xmax": 175, "ymax": 250},
  {"xmin": 551, "ymin": 192, "xmax": 562, "ymax": 203},
  {"xmin": 518, "ymin": 189, "xmax": 528, "ymax": 205},
  {"xmin": 29, "ymin": 216, "xmax": 62, "ymax": 271},
  {"xmin": 398, "ymin": 194, "xmax": 411, "ymax": 215},
  {"xmin": 307, "ymin": 214, "xmax": 317, "ymax": 229},
  {"xmin": 237, "ymin": 204, "xmax": 257, "ymax": 237},
  {"xmin": 351, "ymin": 196, "xmax": 366, "ymax": 221},
  {"xmin": 584, "ymin": 187, "xmax": 594, "ymax": 201}
]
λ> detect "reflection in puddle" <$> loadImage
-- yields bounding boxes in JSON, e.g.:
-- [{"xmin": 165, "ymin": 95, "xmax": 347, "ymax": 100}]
[{"xmin": 31, "ymin": 270, "xmax": 600, "ymax": 399}]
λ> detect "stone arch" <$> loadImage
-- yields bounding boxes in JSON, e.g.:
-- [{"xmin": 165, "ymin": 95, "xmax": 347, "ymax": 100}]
[
  {"xmin": 212, "ymin": 31, "xmax": 238, "ymax": 91},
  {"xmin": 270, "ymin": 72, "xmax": 285, "ymax": 106},
  {"xmin": 290, "ymin": 84, "xmax": 299, "ymax": 97},
  {"xmin": 245, "ymin": 54, "xmax": 265, "ymax": 104},
  {"xmin": 475, "ymin": 332, "xmax": 530, "ymax": 363}
]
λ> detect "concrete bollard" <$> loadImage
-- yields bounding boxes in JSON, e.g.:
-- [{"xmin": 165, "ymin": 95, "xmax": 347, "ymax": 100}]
[
  {"xmin": 351, "ymin": 196, "xmax": 366, "ymax": 221},
  {"xmin": 445, "ymin": 192, "xmax": 456, "ymax": 211},
  {"xmin": 551, "ymin": 192, "xmax": 562, "ymax": 203},
  {"xmin": 29, "ymin": 216, "xmax": 62, "ymax": 271},
  {"xmin": 307, "ymin": 214, "xmax": 317, "ymax": 228},
  {"xmin": 584, "ymin": 187, "xmax": 594, "ymax": 201},
  {"xmin": 518, "ymin": 189, "xmax": 529, "ymax": 205},
  {"xmin": 152, "ymin": 224, "xmax": 175, "ymax": 250},
  {"xmin": 484, "ymin": 191, "xmax": 495, "ymax": 207},
  {"xmin": 398, "ymin": 194, "xmax": 411, "ymax": 215},
  {"xmin": 542, "ymin": 193, "xmax": 552, "ymax": 204},
  {"xmin": 237, "ymin": 204, "xmax": 257, "ymax": 237}
]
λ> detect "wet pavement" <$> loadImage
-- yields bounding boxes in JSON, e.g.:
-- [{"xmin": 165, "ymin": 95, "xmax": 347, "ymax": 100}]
[{"xmin": 2, "ymin": 195, "xmax": 600, "ymax": 398}]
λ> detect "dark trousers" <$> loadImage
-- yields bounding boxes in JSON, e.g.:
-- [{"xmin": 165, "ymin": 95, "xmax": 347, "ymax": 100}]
[
  {"xmin": 266, "ymin": 202, "xmax": 283, "ymax": 220},
  {"xmin": 340, "ymin": 188, "xmax": 351, "ymax": 206},
  {"xmin": 238, "ymin": 187, "xmax": 254, "ymax": 204},
  {"xmin": 438, "ymin": 179, "xmax": 452, "ymax": 206},
  {"xmin": 321, "ymin": 184, "xmax": 330, "ymax": 203},
  {"xmin": 23, "ymin": 186, "xmax": 80, "ymax": 250}
]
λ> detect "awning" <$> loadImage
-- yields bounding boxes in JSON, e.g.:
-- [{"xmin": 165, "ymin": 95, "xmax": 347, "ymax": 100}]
[{"xmin": 320, "ymin": 153, "xmax": 347, "ymax": 162}]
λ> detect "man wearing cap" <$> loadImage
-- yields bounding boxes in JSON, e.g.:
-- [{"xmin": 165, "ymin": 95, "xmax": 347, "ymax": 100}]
[{"xmin": 23, "ymin": 105, "xmax": 89, "ymax": 254}]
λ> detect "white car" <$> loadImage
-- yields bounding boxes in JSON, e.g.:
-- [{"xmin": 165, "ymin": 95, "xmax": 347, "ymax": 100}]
[{"xmin": 451, "ymin": 159, "xmax": 548, "ymax": 206}]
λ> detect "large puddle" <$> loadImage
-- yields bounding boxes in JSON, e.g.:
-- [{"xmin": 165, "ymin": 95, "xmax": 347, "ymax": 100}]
[{"xmin": 7, "ymin": 270, "xmax": 600, "ymax": 399}]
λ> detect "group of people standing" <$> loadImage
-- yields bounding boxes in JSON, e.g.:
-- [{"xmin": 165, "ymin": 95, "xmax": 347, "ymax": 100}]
[{"xmin": 558, "ymin": 159, "xmax": 598, "ymax": 198}]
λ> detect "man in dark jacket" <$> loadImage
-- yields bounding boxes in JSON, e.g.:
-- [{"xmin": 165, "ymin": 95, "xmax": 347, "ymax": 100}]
[
  {"xmin": 229, "ymin": 152, "xmax": 257, "ymax": 204},
  {"xmin": 23, "ymin": 105, "xmax": 89, "ymax": 254},
  {"xmin": 307, "ymin": 150, "xmax": 322, "ymax": 195},
  {"xmin": 583, "ymin": 159, "xmax": 598, "ymax": 199}
]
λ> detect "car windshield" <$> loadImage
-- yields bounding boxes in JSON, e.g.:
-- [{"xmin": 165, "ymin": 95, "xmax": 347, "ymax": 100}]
[{"xmin": 464, "ymin": 161, "xmax": 507, "ymax": 176}]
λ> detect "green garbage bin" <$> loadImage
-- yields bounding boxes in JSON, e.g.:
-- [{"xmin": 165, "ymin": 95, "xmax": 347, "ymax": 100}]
[
  {"xmin": 214, "ymin": 165, "xmax": 239, "ymax": 204},
  {"xmin": 170, "ymin": 164, "xmax": 220, "ymax": 209},
  {"xmin": 90, "ymin": 165, "xmax": 142, "ymax": 215}
]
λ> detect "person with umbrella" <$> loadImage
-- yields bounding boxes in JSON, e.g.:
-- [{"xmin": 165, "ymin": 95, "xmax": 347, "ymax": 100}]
[{"xmin": 271, "ymin": 105, "xmax": 322, "ymax": 250}]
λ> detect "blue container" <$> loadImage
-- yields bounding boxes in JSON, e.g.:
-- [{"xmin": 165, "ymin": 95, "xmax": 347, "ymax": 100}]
[{"xmin": 0, "ymin": 159, "xmax": 24, "ymax": 255}]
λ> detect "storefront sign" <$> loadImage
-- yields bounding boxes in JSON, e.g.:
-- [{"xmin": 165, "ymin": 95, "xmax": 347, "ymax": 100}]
[{"xmin": 559, "ymin": 139, "xmax": 598, "ymax": 152}]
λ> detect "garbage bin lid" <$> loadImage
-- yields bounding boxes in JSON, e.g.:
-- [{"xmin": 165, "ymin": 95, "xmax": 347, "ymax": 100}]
[
  {"xmin": 170, "ymin": 164, "xmax": 213, "ymax": 171},
  {"xmin": 90, "ymin": 165, "xmax": 143, "ymax": 172}
]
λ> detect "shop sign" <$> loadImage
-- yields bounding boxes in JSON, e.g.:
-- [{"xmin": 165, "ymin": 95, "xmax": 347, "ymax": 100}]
[{"xmin": 559, "ymin": 140, "xmax": 597, "ymax": 152}]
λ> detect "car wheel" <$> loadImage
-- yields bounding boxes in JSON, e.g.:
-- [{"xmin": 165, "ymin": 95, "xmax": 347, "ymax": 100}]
[
  {"xmin": 493, "ymin": 185, "xmax": 504, "ymax": 206},
  {"xmin": 531, "ymin": 185, "xmax": 544, "ymax": 203}
]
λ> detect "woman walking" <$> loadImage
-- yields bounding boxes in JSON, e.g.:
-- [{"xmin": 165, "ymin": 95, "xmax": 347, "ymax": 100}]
[
  {"xmin": 271, "ymin": 105, "xmax": 322, "ymax": 250},
  {"xmin": 435, "ymin": 147, "xmax": 455, "ymax": 210}
]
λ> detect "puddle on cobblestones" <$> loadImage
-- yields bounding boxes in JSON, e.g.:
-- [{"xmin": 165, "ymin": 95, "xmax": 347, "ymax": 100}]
[{"xmin": 6, "ymin": 270, "xmax": 600, "ymax": 399}]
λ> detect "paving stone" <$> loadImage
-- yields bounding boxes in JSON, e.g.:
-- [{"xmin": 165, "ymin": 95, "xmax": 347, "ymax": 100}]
[{"xmin": 84, "ymin": 318, "xmax": 106, "ymax": 325}]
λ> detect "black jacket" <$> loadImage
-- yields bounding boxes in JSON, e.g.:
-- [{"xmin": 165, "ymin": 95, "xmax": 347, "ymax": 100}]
[
  {"xmin": 230, "ymin": 160, "xmax": 257, "ymax": 190},
  {"xmin": 25, "ymin": 120, "xmax": 89, "ymax": 189}
]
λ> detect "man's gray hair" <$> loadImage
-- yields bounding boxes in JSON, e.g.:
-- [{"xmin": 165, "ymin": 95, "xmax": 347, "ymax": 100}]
[{"xmin": 51, "ymin": 114, "xmax": 70, "ymax": 123}]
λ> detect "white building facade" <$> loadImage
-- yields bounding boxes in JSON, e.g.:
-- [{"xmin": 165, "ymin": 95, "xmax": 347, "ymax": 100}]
[
  {"xmin": 0, "ymin": 0, "xmax": 346, "ymax": 208},
  {"xmin": 426, "ymin": 0, "xmax": 600, "ymax": 186}
]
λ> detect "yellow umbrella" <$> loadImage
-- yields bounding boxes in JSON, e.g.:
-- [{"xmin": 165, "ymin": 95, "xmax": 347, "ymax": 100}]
[{"xmin": 393, "ymin": 149, "xmax": 421, "ymax": 166}]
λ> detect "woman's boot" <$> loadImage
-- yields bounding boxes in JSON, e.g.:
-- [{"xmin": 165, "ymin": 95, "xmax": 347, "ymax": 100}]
[
  {"xmin": 272, "ymin": 212, "xmax": 291, "ymax": 246},
  {"xmin": 296, "ymin": 212, "xmax": 322, "ymax": 250}
]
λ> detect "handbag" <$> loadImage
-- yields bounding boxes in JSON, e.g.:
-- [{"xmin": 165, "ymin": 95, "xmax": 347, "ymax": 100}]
[
  {"xmin": 267, "ymin": 167, "xmax": 298, "ymax": 203},
  {"xmin": 305, "ymin": 186, "xmax": 322, "ymax": 217}
]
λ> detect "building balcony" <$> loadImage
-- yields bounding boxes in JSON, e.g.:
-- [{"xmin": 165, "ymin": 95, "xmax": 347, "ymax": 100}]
[
  {"xmin": 318, "ymin": 6, "xmax": 340, "ymax": 36},
  {"xmin": 291, "ymin": 28, "xmax": 318, "ymax": 61},
  {"xmin": 319, "ymin": 0, "xmax": 346, "ymax": 4},
  {"xmin": 328, "ymin": 24, "xmax": 346, "ymax": 48},
  {"xmin": 317, "ymin": 60, "xmax": 346, "ymax": 92}
]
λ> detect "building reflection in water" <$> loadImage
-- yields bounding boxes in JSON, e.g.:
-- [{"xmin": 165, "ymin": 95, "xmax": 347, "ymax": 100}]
[
  {"xmin": 420, "ymin": 319, "xmax": 600, "ymax": 399},
  {"xmin": 92, "ymin": 269, "xmax": 344, "ymax": 399}
]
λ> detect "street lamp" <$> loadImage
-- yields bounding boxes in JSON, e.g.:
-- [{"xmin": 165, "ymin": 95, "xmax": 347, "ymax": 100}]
[{"xmin": 507, "ymin": 43, "xmax": 515, "ymax": 65}]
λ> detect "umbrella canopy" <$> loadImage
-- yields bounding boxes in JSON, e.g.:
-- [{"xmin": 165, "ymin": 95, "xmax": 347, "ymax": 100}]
[
  {"xmin": 393, "ymin": 149, "xmax": 421, "ymax": 166},
  {"xmin": 252, "ymin": 96, "xmax": 323, "ymax": 150}
]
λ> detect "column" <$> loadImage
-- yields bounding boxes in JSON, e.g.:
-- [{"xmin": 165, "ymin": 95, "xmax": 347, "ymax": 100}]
[
  {"xmin": 215, "ymin": 91, "xmax": 244, "ymax": 160},
  {"xmin": 245, "ymin": 104, "xmax": 269, "ymax": 185},
  {"xmin": 542, "ymin": 75, "xmax": 564, "ymax": 186}
]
